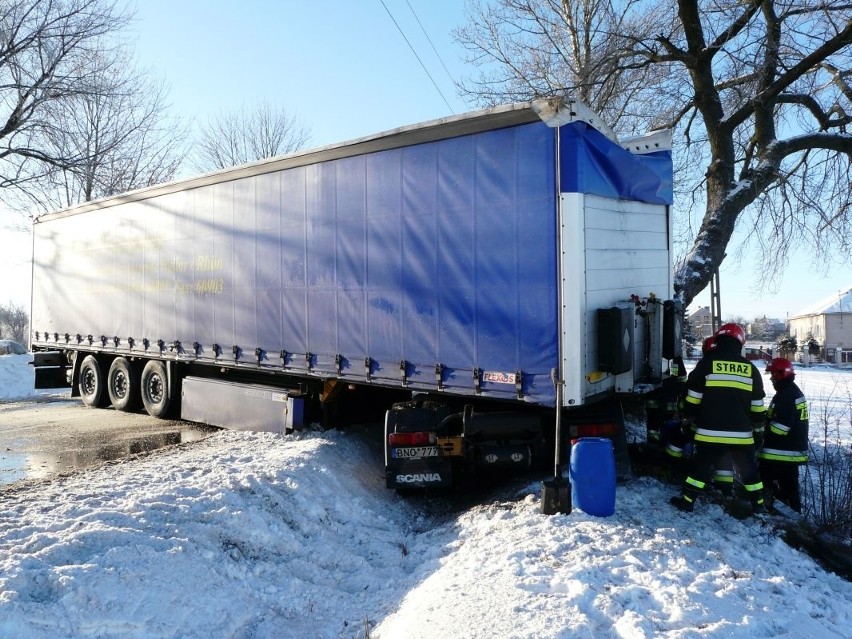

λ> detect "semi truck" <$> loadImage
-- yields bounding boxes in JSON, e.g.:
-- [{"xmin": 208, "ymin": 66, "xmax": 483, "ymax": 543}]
[{"xmin": 29, "ymin": 95, "xmax": 680, "ymax": 490}]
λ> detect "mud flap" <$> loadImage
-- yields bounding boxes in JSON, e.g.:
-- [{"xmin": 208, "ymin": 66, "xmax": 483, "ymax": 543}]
[
  {"xmin": 386, "ymin": 459, "xmax": 453, "ymax": 490},
  {"xmin": 31, "ymin": 351, "xmax": 71, "ymax": 389}
]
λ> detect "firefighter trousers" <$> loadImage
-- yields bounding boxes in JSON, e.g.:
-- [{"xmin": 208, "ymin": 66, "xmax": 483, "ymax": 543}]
[
  {"xmin": 681, "ymin": 444, "xmax": 764, "ymax": 507},
  {"xmin": 759, "ymin": 460, "xmax": 802, "ymax": 513}
]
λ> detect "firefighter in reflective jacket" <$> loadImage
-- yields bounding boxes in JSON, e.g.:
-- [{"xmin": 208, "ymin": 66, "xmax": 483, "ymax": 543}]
[
  {"xmin": 660, "ymin": 344, "xmax": 716, "ymax": 460},
  {"xmin": 647, "ymin": 356, "xmax": 687, "ymax": 446},
  {"xmin": 663, "ymin": 337, "xmax": 714, "ymax": 461},
  {"xmin": 664, "ymin": 335, "xmax": 736, "ymax": 496},
  {"xmin": 759, "ymin": 358, "xmax": 809, "ymax": 512},
  {"xmin": 670, "ymin": 323, "xmax": 767, "ymax": 515}
]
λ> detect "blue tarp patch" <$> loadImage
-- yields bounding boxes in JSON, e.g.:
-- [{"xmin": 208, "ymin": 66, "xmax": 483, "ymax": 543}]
[{"xmin": 560, "ymin": 122, "xmax": 673, "ymax": 205}]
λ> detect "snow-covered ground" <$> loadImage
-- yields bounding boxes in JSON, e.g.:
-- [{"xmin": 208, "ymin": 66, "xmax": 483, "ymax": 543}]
[{"xmin": 1, "ymin": 354, "xmax": 850, "ymax": 639}]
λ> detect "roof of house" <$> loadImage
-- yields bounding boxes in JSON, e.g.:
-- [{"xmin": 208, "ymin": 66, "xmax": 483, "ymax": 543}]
[
  {"xmin": 790, "ymin": 286, "xmax": 852, "ymax": 318},
  {"xmin": 687, "ymin": 306, "xmax": 711, "ymax": 320}
]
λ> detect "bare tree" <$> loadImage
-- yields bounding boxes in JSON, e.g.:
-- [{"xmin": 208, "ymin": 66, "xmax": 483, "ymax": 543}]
[
  {"xmin": 191, "ymin": 102, "xmax": 311, "ymax": 172},
  {"xmin": 455, "ymin": 0, "xmax": 667, "ymax": 135},
  {"xmin": 18, "ymin": 49, "xmax": 188, "ymax": 213},
  {"xmin": 0, "ymin": 2, "xmax": 186, "ymax": 214},
  {"xmin": 0, "ymin": 301, "xmax": 29, "ymax": 344},
  {"xmin": 650, "ymin": 2, "xmax": 852, "ymax": 306},
  {"xmin": 34, "ymin": 51, "xmax": 188, "ymax": 208},
  {"xmin": 0, "ymin": 0, "xmax": 130, "ymax": 206},
  {"xmin": 457, "ymin": 1, "xmax": 852, "ymax": 307}
]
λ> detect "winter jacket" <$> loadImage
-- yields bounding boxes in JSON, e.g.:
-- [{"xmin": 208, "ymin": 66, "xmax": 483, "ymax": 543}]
[
  {"xmin": 681, "ymin": 337, "xmax": 766, "ymax": 445},
  {"xmin": 758, "ymin": 379, "xmax": 809, "ymax": 464}
]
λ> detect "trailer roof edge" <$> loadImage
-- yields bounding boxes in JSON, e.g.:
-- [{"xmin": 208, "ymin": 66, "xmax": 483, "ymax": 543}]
[{"xmin": 34, "ymin": 96, "xmax": 612, "ymax": 223}]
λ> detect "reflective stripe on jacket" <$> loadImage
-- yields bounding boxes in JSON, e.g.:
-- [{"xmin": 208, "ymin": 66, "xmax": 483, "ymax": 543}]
[
  {"xmin": 681, "ymin": 340, "xmax": 765, "ymax": 445},
  {"xmin": 758, "ymin": 379, "xmax": 809, "ymax": 465}
]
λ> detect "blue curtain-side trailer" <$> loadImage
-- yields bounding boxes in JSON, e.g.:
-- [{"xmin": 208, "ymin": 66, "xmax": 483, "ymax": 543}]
[{"xmin": 30, "ymin": 96, "xmax": 679, "ymax": 491}]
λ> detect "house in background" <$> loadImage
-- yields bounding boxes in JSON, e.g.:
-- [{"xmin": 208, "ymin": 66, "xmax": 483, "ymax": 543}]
[
  {"xmin": 747, "ymin": 316, "xmax": 787, "ymax": 341},
  {"xmin": 687, "ymin": 306, "xmax": 713, "ymax": 339},
  {"xmin": 787, "ymin": 286, "xmax": 852, "ymax": 365}
]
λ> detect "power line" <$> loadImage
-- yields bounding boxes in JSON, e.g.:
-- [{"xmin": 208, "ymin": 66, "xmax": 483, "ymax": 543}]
[
  {"xmin": 378, "ymin": 0, "xmax": 454, "ymax": 114},
  {"xmin": 404, "ymin": 0, "xmax": 457, "ymax": 87}
]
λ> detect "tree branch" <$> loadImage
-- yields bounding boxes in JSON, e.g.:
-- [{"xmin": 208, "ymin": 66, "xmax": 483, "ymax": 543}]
[{"xmin": 726, "ymin": 17, "xmax": 852, "ymax": 130}]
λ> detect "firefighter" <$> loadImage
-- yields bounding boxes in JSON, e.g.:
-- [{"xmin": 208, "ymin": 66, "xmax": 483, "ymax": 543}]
[
  {"xmin": 646, "ymin": 355, "xmax": 687, "ymax": 446},
  {"xmin": 701, "ymin": 335, "xmax": 717, "ymax": 358},
  {"xmin": 670, "ymin": 323, "xmax": 767, "ymax": 515},
  {"xmin": 698, "ymin": 335, "xmax": 736, "ymax": 498},
  {"xmin": 662, "ymin": 337, "xmax": 715, "ymax": 461},
  {"xmin": 758, "ymin": 358, "xmax": 810, "ymax": 513},
  {"xmin": 662, "ymin": 336, "xmax": 735, "ymax": 497}
]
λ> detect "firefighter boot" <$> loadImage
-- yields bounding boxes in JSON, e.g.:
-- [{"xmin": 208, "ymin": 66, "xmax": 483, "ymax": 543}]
[
  {"xmin": 748, "ymin": 488, "xmax": 769, "ymax": 519},
  {"xmin": 669, "ymin": 495, "xmax": 694, "ymax": 513}
]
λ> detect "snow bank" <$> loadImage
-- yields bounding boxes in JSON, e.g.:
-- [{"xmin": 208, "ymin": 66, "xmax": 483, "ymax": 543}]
[
  {"xmin": 0, "ymin": 354, "xmax": 69, "ymax": 401},
  {"xmin": 0, "ymin": 429, "xmax": 850, "ymax": 638}
]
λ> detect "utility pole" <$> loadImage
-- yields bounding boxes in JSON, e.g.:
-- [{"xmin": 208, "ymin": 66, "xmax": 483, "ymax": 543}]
[{"xmin": 710, "ymin": 269, "xmax": 722, "ymax": 332}]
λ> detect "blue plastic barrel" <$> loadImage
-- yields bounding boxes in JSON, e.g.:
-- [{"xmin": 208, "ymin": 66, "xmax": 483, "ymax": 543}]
[{"xmin": 570, "ymin": 437, "xmax": 616, "ymax": 517}]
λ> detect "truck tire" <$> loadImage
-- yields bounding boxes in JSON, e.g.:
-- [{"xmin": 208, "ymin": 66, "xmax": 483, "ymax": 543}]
[
  {"xmin": 78, "ymin": 354, "xmax": 108, "ymax": 408},
  {"xmin": 141, "ymin": 360, "xmax": 171, "ymax": 418},
  {"xmin": 107, "ymin": 357, "xmax": 141, "ymax": 412}
]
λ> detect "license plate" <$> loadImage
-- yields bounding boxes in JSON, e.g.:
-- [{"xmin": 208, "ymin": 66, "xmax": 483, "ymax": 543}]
[{"xmin": 391, "ymin": 446, "xmax": 440, "ymax": 459}]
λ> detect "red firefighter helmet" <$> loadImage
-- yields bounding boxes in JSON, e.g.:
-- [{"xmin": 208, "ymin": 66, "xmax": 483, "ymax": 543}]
[
  {"xmin": 701, "ymin": 335, "xmax": 717, "ymax": 356},
  {"xmin": 715, "ymin": 323, "xmax": 746, "ymax": 346},
  {"xmin": 767, "ymin": 357, "xmax": 795, "ymax": 381}
]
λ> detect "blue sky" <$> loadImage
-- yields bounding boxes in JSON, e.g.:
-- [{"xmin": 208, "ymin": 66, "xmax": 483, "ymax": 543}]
[
  {"xmin": 132, "ymin": 0, "xmax": 472, "ymax": 150},
  {"xmin": 689, "ymin": 257, "xmax": 849, "ymax": 324},
  {"xmin": 2, "ymin": 1, "xmax": 848, "ymax": 322}
]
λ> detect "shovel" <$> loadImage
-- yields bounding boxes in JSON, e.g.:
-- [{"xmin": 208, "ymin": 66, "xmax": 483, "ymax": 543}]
[{"xmin": 541, "ymin": 377, "xmax": 571, "ymax": 515}]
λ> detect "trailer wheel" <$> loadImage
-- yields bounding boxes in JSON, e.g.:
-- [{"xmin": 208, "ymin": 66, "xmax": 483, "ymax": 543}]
[
  {"xmin": 141, "ymin": 360, "xmax": 171, "ymax": 418},
  {"xmin": 107, "ymin": 357, "xmax": 141, "ymax": 412},
  {"xmin": 79, "ymin": 354, "xmax": 108, "ymax": 408}
]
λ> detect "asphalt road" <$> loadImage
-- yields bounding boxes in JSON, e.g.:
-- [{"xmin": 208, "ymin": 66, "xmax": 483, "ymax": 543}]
[{"xmin": 0, "ymin": 399, "xmax": 218, "ymax": 487}]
